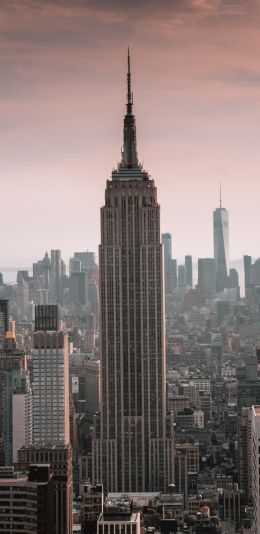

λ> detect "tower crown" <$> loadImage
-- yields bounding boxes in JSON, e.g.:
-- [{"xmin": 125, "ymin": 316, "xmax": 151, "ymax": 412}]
[{"xmin": 112, "ymin": 50, "xmax": 149, "ymax": 181}]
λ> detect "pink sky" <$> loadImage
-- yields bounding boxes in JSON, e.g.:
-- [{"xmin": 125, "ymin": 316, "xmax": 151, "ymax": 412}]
[{"xmin": 1, "ymin": 0, "xmax": 260, "ymax": 266}]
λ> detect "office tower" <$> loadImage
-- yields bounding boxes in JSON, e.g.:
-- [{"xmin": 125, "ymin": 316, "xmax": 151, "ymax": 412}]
[
  {"xmin": 74, "ymin": 251, "xmax": 97, "ymax": 273},
  {"xmin": 0, "ymin": 274, "xmax": 3, "ymax": 286},
  {"xmin": 92, "ymin": 52, "xmax": 174, "ymax": 492},
  {"xmin": 69, "ymin": 256, "xmax": 81, "ymax": 276},
  {"xmin": 68, "ymin": 271, "xmax": 88, "ymax": 306},
  {"xmin": 35, "ymin": 303, "xmax": 59, "ymax": 331},
  {"xmin": 178, "ymin": 265, "xmax": 186, "ymax": 297},
  {"xmin": 244, "ymin": 255, "xmax": 252, "ymax": 289},
  {"xmin": 174, "ymin": 448, "xmax": 188, "ymax": 509},
  {"xmin": 239, "ymin": 407, "xmax": 252, "ymax": 502},
  {"xmin": 0, "ymin": 332, "xmax": 27, "ymax": 466},
  {"xmin": 4, "ymin": 369, "xmax": 32, "ymax": 465},
  {"xmin": 0, "ymin": 300, "xmax": 8, "ymax": 348},
  {"xmin": 252, "ymin": 258, "xmax": 260, "ymax": 285},
  {"xmin": 162, "ymin": 233, "xmax": 172, "ymax": 264},
  {"xmin": 32, "ymin": 326, "xmax": 70, "ymax": 445},
  {"xmin": 16, "ymin": 276, "xmax": 29, "ymax": 320},
  {"xmin": 18, "ymin": 444, "xmax": 73, "ymax": 534},
  {"xmin": 33, "ymin": 252, "xmax": 51, "ymax": 300},
  {"xmin": 229, "ymin": 268, "xmax": 239, "ymax": 289},
  {"xmin": 251, "ymin": 405, "xmax": 260, "ymax": 532},
  {"xmin": 162, "ymin": 233, "xmax": 177, "ymax": 294},
  {"xmin": 0, "ymin": 465, "xmax": 55, "ymax": 534},
  {"xmin": 198, "ymin": 258, "xmax": 216, "ymax": 298},
  {"xmin": 70, "ymin": 354, "xmax": 100, "ymax": 417},
  {"xmin": 228, "ymin": 267, "xmax": 240, "ymax": 299},
  {"xmin": 185, "ymin": 255, "xmax": 193, "ymax": 288},
  {"xmin": 49, "ymin": 249, "xmax": 63, "ymax": 303},
  {"xmin": 213, "ymin": 190, "xmax": 229, "ymax": 292},
  {"xmin": 237, "ymin": 355, "xmax": 260, "ymax": 413}
]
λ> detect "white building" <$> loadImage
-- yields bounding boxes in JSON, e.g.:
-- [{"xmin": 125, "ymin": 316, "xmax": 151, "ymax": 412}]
[{"xmin": 32, "ymin": 330, "xmax": 70, "ymax": 445}]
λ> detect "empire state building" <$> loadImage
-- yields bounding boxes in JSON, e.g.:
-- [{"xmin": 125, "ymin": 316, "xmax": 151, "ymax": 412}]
[{"xmin": 92, "ymin": 52, "xmax": 174, "ymax": 492}]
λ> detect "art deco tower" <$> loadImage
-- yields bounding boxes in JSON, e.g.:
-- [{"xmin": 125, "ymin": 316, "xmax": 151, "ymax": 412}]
[
  {"xmin": 92, "ymin": 52, "xmax": 174, "ymax": 492},
  {"xmin": 213, "ymin": 187, "xmax": 229, "ymax": 293}
]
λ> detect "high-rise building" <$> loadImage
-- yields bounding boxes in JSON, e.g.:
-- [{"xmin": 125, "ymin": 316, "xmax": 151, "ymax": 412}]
[
  {"xmin": 0, "ymin": 332, "xmax": 27, "ymax": 466},
  {"xmin": 49, "ymin": 250, "xmax": 63, "ymax": 304},
  {"xmin": 69, "ymin": 256, "xmax": 81, "ymax": 276},
  {"xmin": 32, "ymin": 327, "xmax": 70, "ymax": 445},
  {"xmin": 238, "ymin": 407, "xmax": 252, "ymax": 502},
  {"xmin": 162, "ymin": 233, "xmax": 172, "ymax": 264},
  {"xmin": 18, "ymin": 444, "xmax": 73, "ymax": 534},
  {"xmin": 198, "ymin": 259, "xmax": 216, "ymax": 298},
  {"xmin": 0, "ymin": 300, "xmax": 8, "ymax": 348},
  {"xmin": 0, "ymin": 465, "xmax": 55, "ymax": 534},
  {"xmin": 162, "ymin": 233, "xmax": 177, "ymax": 295},
  {"xmin": 35, "ymin": 304, "xmax": 59, "ymax": 331},
  {"xmin": 251, "ymin": 405, "xmax": 260, "ymax": 532},
  {"xmin": 244, "ymin": 255, "xmax": 252, "ymax": 289},
  {"xmin": 4, "ymin": 368, "xmax": 32, "ymax": 465},
  {"xmin": 69, "ymin": 353, "xmax": 100, "ymax": 417},
  {"xmin": 92, "ymin": 52, "xmax": 174, "ymax": 493},
  {"xmin": 185, "ymin": 255, "xmax": 193, "ymax": 288},
  {"xmin": 213, "ymin": 190, "xmax": 229, "ymax": 293}
]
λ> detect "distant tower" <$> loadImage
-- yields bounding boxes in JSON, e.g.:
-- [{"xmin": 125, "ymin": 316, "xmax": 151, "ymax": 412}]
[
  {"xmin": 213, "ymin": 185, "xmax": 229, "ymax": 292},
  {"xmin": 162, "ymin": 233, "xmax": 172, "ymax": 265},
  {"xmin": 0, "ymin": 300, "xmax": 8, "ymax": 349},
  {"xmin": 185, "ymin": 255, "xmax": 193, "ymax": 288},
  {"xmin": 244, "ymin": 255, "xmax": 252, "ymax": 289},
  {"xmin": 162, "ymin": 233, "xmax": 177, "ymax": 294},
  {"xmin": 92, "ymin": 51, "xmax": 174, "ymax": 493},
  {"xmin": 49, "ymin": 250, "xmax": 63, "ymax": 304},
  {"xmin": 198, "ymin": 259, "xmax": 216, "ymax": 298}
]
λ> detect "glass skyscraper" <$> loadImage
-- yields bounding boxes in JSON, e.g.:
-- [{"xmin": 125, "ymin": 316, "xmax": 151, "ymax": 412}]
[{"xmin": 213, "ymin": 193, "xmax": 229, "ymax": 293}]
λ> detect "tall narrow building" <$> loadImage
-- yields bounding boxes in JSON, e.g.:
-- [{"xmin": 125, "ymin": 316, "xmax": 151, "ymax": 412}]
[
  {"xmin": 213, "ymin": 187, "xmax": 229, "ymax": 292},
  {"xmin": 92, "ymin": 52, "xmax": 174, "ymax": 493}
]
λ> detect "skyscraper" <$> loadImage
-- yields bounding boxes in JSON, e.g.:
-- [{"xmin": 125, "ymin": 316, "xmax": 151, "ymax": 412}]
[
  {"xmin": 185, "ymin": 255, "xmax": 193, "ymax": 288},
  {"xmin": 32, "ymin": 306, "xmax": 70, "ymax": 445},
  {"xmin": 49, "ymin": 250, "xmax": 63, "ymax": 304},
  {"xmin": 92, "ymin": 52, "xmax": 174, "ymax": 493},
  {"xmin": 0, "ymin": 300, "xmax": 8, "ymax": 349},
  {"xmin": 213, "ymin": 188, "xmax": 229, "ymax": 292},
  {"xmin": 198, "ymin": 258, "xmax": 216, "ymax": 298}
]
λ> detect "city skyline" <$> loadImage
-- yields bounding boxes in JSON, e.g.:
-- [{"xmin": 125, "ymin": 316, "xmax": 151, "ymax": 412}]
[{"xmin": 1, "ymin": 0, "xmax": 260, "ymax": 262}]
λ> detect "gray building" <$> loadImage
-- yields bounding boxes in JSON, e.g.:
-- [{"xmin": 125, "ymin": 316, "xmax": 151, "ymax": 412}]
[
  {"xmin": 185, "ymin": 255, "xmax": 193, "ymax": 288},
  {"xmin": 198, "ymin": 258, "xmax": 216, "ymax": 298},
  {"xmin": 0, "ymin": 300, "xmax": 8, "ymax": 349},
  {"xmin": 92, "ymin": 52, "xmax": 174, "ymax": 493}
]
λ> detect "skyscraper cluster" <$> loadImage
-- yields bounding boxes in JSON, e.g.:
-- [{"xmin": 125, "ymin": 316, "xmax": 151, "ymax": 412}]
[{"xmin": 0, "ymin": 52, "xmax": 260, "ymax": 534}]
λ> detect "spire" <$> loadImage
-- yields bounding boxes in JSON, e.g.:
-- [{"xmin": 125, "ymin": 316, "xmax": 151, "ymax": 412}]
[
  {"xmin": 120, "ymin": 48, "xmax": 139, "ymax": 169},
  {"xmin": 127, "ymin": 47, "xmax": 133, "ymax": 115},
  {"xmin": 219, "ymin": 182, "xmax": 222, "ymax": 209}
]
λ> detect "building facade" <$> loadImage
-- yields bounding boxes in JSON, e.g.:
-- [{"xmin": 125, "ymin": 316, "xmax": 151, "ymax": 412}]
[
  {"xmin": 32, "ymin": 330, "xmax": 70, "ymax": 445},
  {"xmin": 92, "ymin": 52, "xmax": 174, "ymax": 492},
  {"xmin": 213, "ymin": 196, "xmax": 229, "ymax": 293},
  {"xmin": 17, "ymin": 444, "xmax": 73, "ymax": 534}
]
